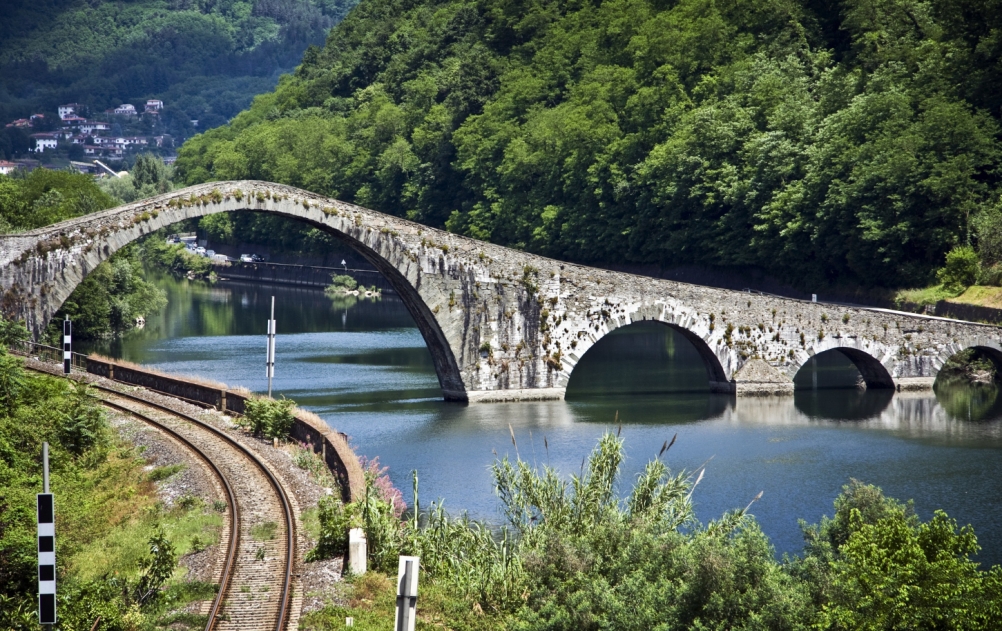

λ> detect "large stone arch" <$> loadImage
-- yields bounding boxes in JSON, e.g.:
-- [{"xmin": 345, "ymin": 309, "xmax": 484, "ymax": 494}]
[{"xmin": 4, "ymin": 181, "xmax": 1000, "ymax": 401}]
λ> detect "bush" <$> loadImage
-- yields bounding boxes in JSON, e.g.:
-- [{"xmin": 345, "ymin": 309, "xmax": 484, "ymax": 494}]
[
  {"xmin": 937, "ymin": 246, "xmax": 980, "ymax": 292},
  {"xmin": 0, "ymin": 313, "xmax": 29, "ymax": 348},
  {"xmin": 327, "ymin": 274, "xmax": 358, "ymax": 292},
  {"xmin": 240, "ymin": 396, "xmax": 295, "ymax": 439}
]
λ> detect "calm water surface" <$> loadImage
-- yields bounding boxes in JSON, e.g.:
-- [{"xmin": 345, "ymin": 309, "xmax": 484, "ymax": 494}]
[{"xmin": 81, "ymin": 272, "xmax": 1002, "ymax": 566}]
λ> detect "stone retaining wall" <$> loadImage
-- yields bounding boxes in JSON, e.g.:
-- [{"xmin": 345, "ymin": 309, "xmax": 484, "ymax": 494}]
[{"xmin": 85, "ymin": 357, "xmax": 365, "ymax": 503}]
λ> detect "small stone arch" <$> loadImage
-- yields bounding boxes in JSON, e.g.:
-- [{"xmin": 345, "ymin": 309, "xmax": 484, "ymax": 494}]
[
  {"xmin": 794, "ymin": 347, "xmax": 895, "ymax": 390},
  {"xmin": 933, "ymin": 344, "xmax": 1002, "ymax": 388},
  {"xmin": 563, "ymin": 319, "xmax": 731, "ymax": 395}
]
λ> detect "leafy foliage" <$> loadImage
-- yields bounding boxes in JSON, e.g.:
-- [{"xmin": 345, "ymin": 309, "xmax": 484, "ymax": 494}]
[
  {"xmin": 305, "ymin": 434, "xmax": 1002, "ymax": 629},
  {"xmin": 178, "ymin": 0, "xmax": 1002, "ymax": 289},
  {"xmin": 0, "ymin": 168, "xmax": 116, "ymax": 232},
  {"xmin": 938, "ymin": 246, "xmax": 981, "ymax": 292},
  {"xmin": 239, "ymin": 396, "xmax": 296, "ymax": 439}
]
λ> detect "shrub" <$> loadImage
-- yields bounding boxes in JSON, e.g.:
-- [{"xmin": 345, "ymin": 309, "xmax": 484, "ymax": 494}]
[
  {"xmin": 327, "ymin": 274, "xmax": 358, "ymax": 292},
  {"xmin": 937, "ymin": 245, "xmax": 980, "ymax": 292},
  {"xmin": 240, "ymin": 396, "xmax": 295, "ymax": 439}
]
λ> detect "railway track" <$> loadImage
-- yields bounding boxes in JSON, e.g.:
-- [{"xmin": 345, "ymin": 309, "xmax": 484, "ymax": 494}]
[{"xmin": 27, "ymin": 366, "xmax": 296, "ymax": 631}]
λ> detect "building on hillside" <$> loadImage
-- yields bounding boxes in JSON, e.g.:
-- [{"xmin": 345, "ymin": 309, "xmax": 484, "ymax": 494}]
[
  {"xmin": 29, "ymin": 114, "xmax": 45, "ymax": 123},
  {"xmin": 6, "ymin": 119, "xmax": 31, "ymax": 128},
  {"xmin": 145, "ymin": 99, "xmax": 163, "ymax": 113},
  {"xmin": 0, "ymin": 160, "xmax": 18, "ymax": 175},
  {"xmin": 153, "ymin": 135, "xmax": 173, "ymax": 148},
  {"xmin": 58, "ymin": 104, "xmax": 84, "ymax": 120},
  {"xmin": 60, "ymin": 116, "xmax": 87, "ymax": 127},
  {"xmin": 29, "ymin": 133, "xmax": 58, "ymax": 152},
  {"xmin": 114, "ymin": 104, "xmax": 137, "ymax": 116},
  {"xmin": 78, "ymin": 121, "xmax": 109, "ymax": 134}
]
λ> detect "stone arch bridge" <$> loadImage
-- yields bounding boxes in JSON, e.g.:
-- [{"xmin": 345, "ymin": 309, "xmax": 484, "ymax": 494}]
[{"xmin": 2, "ymin": 181, "xmax": 1000, "ymax": 401}]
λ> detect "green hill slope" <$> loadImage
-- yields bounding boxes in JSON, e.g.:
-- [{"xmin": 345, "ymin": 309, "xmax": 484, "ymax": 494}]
[
  {"xmin": 176, "ymin": 0, "xmax": 1002, "ymax": 289},
  {"xmin": 0, "ymin": 0, "xmax": 358, "ymax": 139}
]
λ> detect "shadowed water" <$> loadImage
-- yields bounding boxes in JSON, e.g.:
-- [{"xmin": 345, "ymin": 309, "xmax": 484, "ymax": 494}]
[{"xmin": 80, "ymin": 271, "xmax": 1002, "ymax": 566}]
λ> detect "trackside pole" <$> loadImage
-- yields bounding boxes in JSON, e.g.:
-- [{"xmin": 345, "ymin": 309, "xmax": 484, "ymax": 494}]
[
  {"xmin": 267, "ymin": 296, "xmax": 276, "ymax": 397},
  {"xmin": 63, "ymin": 318, "xmax": 72, "ymax": 375},
  {"xmin": 38, "ymin": 442, "xmax": 57, "ymax": 625}
]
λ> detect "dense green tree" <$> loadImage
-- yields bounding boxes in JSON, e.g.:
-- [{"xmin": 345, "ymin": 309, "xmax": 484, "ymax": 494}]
[
  {"xmin": 0, "ymin": 169, "xmax": 116, "ymax": 232},
  {"xmin": 178, "ymin": 0, "xmax": 1002, "ymax": 289}
]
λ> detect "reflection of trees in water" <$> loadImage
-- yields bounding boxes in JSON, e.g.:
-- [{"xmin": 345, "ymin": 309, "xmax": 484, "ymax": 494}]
[
  {"xmin": 935, "ymin": 383, "xmax": 1002, "ymax": 422},
  {"xmin": 793, "ymin": 388, "xmax": 894, "ymax": 420}
]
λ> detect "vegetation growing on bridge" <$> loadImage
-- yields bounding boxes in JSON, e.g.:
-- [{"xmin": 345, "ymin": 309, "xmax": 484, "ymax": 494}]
[
  {"xmin": 0, "ymin": 322, "xmax": 222, "ymax": 630},
  {"xmin": 302, "ymin": 431, "xmax": 1002, "ymax": 630}
]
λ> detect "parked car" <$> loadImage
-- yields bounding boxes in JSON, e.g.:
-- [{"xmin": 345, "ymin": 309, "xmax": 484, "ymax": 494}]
[
  {"xmin": 195, "ymin": 247, "xmax": 206, "ymax": 256},
  {"xmin": 250, "ymin": 254, "xmax": 263, "ymax": 262},
  {"xmin": 205, "ymin": 250, "xmax": 215, "ymax": 258},
  {"xmin": 239, "ymin": 254, "xmax": 253, "ymax": 262},
  {"xmin": 211, "ymin": 254, "xmax": 229, "ymax": 262}
]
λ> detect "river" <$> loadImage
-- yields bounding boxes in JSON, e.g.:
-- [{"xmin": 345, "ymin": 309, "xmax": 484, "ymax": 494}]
[{"xmin": 80, "ymin": 271, "xmax": 1002, "ymax": 566}]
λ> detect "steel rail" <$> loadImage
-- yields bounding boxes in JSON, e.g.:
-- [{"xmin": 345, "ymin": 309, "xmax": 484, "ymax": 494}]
[
  {"xmin": 94, "ymin": 384, "xmax": 297, "ymax": 631},
  {"xmin": 96, "ymin": 395, "xmax": 240, "ymax": 631}
]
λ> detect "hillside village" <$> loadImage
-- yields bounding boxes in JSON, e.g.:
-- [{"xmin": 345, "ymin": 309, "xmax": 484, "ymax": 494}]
[{"xmin": 1, "ymin": 101, "xmax": 180, "ymax": 176}]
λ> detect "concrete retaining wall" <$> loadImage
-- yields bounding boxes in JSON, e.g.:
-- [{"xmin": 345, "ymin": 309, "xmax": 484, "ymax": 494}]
[
  {"xmin": 85, "ymin": 357, "xmax": 365, "ymax": 503},
  {"xmin": 935, "ymin": 301, "xmax": 1002, "ymax": 325}
]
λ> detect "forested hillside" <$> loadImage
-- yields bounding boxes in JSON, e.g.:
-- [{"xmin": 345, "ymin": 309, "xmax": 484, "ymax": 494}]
[
  {"xmin": 0, "ymin": 0, "xmax": 358, "ymax": 137},
  {"xmin": 177, "ymin": 0, "xmax": 1002, "ymax": 289}
]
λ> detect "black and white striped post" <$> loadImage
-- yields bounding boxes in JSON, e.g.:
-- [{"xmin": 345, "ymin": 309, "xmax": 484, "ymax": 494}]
[
  {"xmin": 266, "ymin": 296, "xmax": 276, "ymax": 397},
  {"xmin": 38, "ymin": 442, "xmax": 57, "ymax": 625},
  {"xmin": 62, "ymin": 318, "xmax": 72, "ymax": 375}
]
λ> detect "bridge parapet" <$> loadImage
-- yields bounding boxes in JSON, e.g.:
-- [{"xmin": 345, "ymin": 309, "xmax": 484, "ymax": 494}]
[{"xmin": 3, "ymin": 181, "xmax": 999, "ymax": 400}]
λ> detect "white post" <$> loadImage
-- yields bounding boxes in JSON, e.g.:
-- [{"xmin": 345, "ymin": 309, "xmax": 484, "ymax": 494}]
[
  {"xmin": 348, "ymin": 528, "xmax": 367, "ymax": 575},
  {"xmin": 266, "ymin": 296, "xmax": 276, "ymax": 397},
  {"xmin": 394, "ymin": 556, "xmax": 419, "ymax": 631},
  {"xmin": 38, "ymin": 442, "xmax": 57, "ymax": 625},
  {"xmin": 812, "ymin": 294, "xmax": 817, "ymax": 303}
]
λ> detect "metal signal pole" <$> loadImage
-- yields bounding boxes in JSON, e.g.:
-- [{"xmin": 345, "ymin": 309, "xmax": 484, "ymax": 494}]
[
  {"xmin": 62, "ymin": 318, "xmax": 72, "ymax": 375},
  {"xmin": 38, "ymin": 442, "xmax": 57, "ymax": 625},
  {"xmin": 266, "ymin": 296, "xmax": 276, "ymax": 397}
]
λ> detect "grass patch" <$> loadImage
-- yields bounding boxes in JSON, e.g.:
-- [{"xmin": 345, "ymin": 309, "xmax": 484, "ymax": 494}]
[
  {"xmin": 895, "ymin": 283, "xmax": 961, "ymax": 309},
  {"xmin": 250, "ymin": 521, "xmax": 278, "ymax": 541},
  {"xmin": 300, "ymin": 572, "xmax": 499, "ymax": 631},
  {"xmin": 148, "ymin": 463, "xmax": 185, "ymax": 481},
  {"xmin": 69, "ymin": 504, "xmax": 222, "ymax": 582},
  {"xmin": 948, "ymin": 285, "xmax": 1002, "ymax": 309}
]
